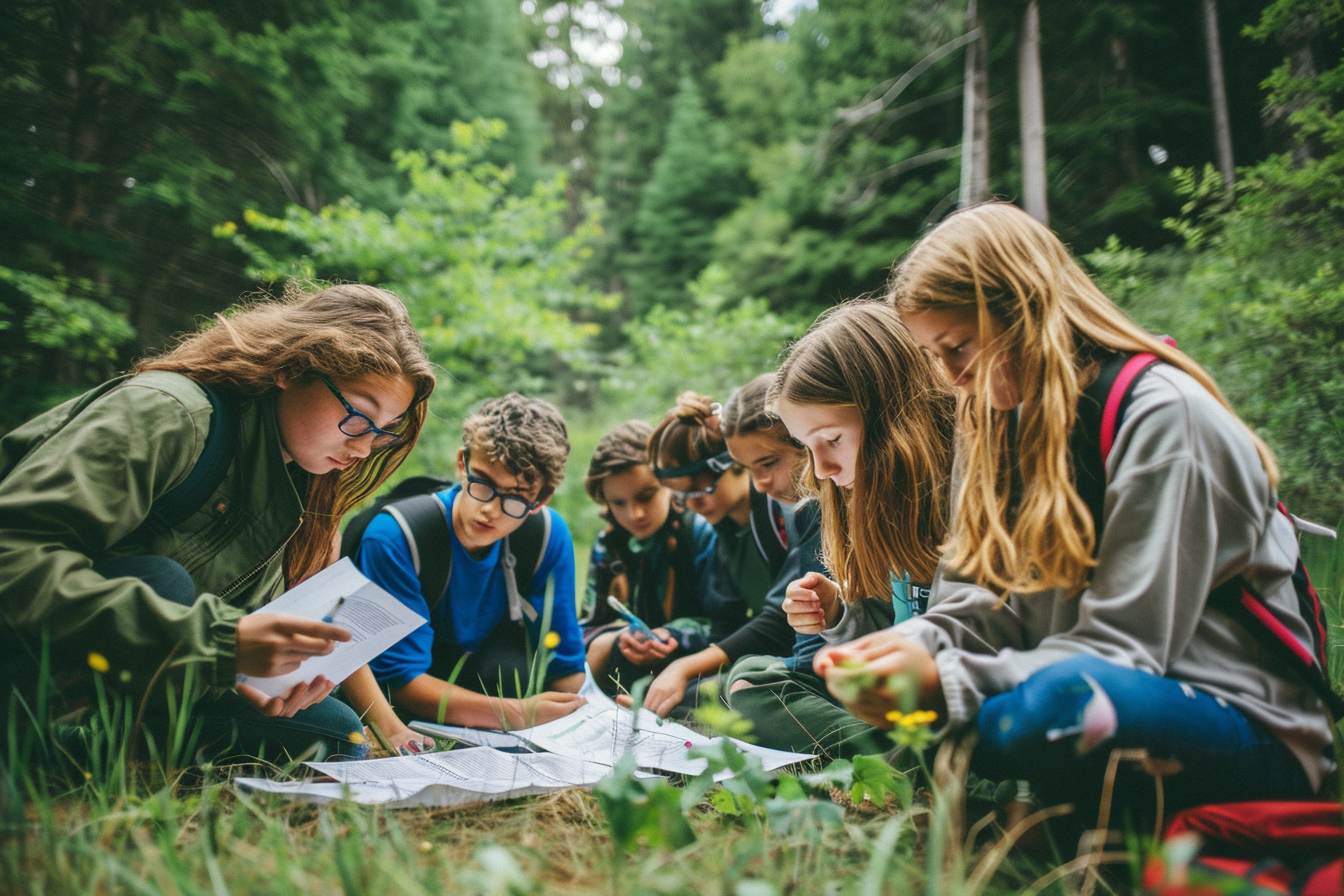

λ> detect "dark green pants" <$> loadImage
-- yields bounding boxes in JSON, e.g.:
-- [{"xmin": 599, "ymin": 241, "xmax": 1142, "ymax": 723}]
[{"xmin": 725, "ymin": 654, "xmax": 891, "ymax": 760}]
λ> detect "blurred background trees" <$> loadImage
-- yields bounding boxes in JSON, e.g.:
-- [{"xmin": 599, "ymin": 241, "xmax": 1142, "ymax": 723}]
[{"xmin": 2, "ymin": 0, "xmax": 1341, "ymax": 530}]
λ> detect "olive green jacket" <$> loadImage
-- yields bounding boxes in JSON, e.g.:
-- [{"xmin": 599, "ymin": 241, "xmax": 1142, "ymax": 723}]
[{"xmin": 0, "ymin": 371, "xmax": 305, "ymax": 695}]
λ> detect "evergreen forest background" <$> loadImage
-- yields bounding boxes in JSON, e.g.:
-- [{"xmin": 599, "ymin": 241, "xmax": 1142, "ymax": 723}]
[{"xmin": 3, "ymin": 0, "xmax": 1342, "ymax": 545}]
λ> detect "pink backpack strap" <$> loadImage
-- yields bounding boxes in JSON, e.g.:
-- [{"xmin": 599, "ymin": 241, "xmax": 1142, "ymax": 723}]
[{"xmin": 1099, "ymin": 352, "xmax": 1160, "ymax": 464}]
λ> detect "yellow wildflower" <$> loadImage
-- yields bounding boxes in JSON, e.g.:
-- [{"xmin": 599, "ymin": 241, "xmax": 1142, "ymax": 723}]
[
  {"xmin": 418, "ymin": 841, "xmax": 433, "ymax": 853},
  {"xmin": 86, "ymin": 652, "xmax": 110, "ymax": 674},
  {"xmin": 885, "ymin": 709, "xmax": 938, "ymax": 729},
  {"xmin": 543, "ymin": 631, "xmax": 561, "ymax": 650}
]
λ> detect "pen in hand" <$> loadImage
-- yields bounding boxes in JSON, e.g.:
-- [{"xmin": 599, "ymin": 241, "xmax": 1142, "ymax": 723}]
[{"xmin": 322, "ymin": 596, "xmax": 346, "ymax": 624}]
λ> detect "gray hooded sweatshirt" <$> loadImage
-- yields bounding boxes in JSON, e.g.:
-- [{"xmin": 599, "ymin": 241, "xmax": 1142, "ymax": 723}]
[{"xmin": 829, "ymin": 363, "xmax": 1334, "ymax": 791}]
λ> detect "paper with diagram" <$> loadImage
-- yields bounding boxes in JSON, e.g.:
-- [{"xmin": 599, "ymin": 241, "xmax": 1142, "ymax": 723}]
[
  {"xmin": 512, "ymin": 703, "xmax": 813, "ymax": 777},
  {"xmin": 234, "ymin": 745, "xmax": 618, "ymax": 807},
  {"xmin": 235, "ymin": 557, "xmax": 425, "ymax": 697}
]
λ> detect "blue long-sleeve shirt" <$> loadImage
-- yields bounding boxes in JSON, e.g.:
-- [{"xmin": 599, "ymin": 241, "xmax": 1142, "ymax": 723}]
[{"xmin": 356, "ymin": 485, "xmax": 585, "ymax": 692}]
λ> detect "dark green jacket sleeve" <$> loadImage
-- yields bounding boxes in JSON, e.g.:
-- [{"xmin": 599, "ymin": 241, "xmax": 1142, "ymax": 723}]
[{"xmin": 0, "ymin": 374, "xmax": 246, "ymax": 689}]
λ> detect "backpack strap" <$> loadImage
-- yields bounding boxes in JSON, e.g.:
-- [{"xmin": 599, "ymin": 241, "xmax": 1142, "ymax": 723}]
[
  {"xmin": 747, "ymin": 487, "xmax": 790, "ymax": 574},
  {"xmin": 1073, "ymin": 352, "xmax": 1160, "ymax": 543},
  {"xmin": 147, "ymin": 382, "xmax": 240, "ymax": 531},
  {"xmin": 1084, "ymin": 352, "xmax": 1344, "ymax": 719},
  {"xmin": 339, "ymin": 476, "xmax": 454, "ymax": 559},
  {"xmin": 1208, "ymin": 544, "xmax": 1344, "ymax": 719},
  {"xmin": 502, "ymin": 508, "xmax": 552, "ymax": 623},
  {"xmin": 382, "ymin": 494, "xmax": 453, "ymax": 612}
]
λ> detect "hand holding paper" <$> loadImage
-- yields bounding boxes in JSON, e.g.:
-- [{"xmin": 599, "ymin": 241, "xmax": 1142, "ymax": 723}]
[
  {"xmin": 235, "ymin": 613, "xmax": 352, "ymax": 677},
  {"xmin": 235, "ymin": 558, "xmax": 425, "ymax": 699}
]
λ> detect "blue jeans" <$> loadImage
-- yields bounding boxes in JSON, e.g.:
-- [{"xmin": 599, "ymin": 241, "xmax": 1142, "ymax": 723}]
[
  {"xmin": 973, "ymin": 654, "xmax": 1314, "ymax": 824},
  {"xmin": 94, "ymin": 556, "xmax": 367, "ymax": 762}
]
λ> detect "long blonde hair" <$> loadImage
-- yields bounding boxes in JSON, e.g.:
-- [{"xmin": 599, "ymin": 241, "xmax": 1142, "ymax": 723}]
[
  {"xmin": 888, "ymin": 202, "xmax": 1276, "ymax": 596},
  {"xmin": 136, "ymin": 283, "xmax": 434, "ymax": 586},
  {"xmin": 770, "ymin": 301, "xmax": 956, "ymax": 600}
]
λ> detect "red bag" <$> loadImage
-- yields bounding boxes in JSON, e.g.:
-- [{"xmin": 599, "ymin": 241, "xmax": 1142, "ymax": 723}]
[{"xmin": 1148, "ymin": 801, "xmax": 1344, "ymax": 896}]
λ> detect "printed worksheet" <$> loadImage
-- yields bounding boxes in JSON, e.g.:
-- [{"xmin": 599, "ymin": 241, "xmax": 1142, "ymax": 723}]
[
  {"xmin": 235, "ymin": 557, "xmax": 425, "ymax": 697},
  {"xmin": 514, "ymin": 703, "xmax": 814, "ymax": 776},
  {"xmin": 408, "ymin": 721, "xmax": 537, "ymax": 751},
  {"xmin": 235, "ymin": 745, "xmax": 655, "ymax": 808}
]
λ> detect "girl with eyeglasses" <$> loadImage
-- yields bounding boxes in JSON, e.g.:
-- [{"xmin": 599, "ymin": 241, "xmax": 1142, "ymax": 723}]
[{"xmin": 0, "ymin": 283, "xmax": 436, "ymax": 761}]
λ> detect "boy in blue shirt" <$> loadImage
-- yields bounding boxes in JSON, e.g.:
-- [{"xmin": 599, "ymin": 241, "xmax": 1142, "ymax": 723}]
[{"xmin": 356, "ymin": 394, "xmax": 586, "ymax": 729}]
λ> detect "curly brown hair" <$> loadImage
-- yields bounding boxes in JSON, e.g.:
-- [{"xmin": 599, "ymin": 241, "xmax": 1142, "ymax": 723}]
[{"xmin": 461, "ymin": 393, "xmax": 570, "ymax": 499}]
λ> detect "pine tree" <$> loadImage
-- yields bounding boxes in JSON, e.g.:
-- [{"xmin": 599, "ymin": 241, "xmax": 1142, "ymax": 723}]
[{"xmin": 628, "ymin": 77, "xmax": 746, "ymax": 313}]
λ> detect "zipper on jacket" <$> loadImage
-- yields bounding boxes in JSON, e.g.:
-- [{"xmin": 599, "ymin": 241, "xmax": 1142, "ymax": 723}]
[{"xmin": 217, "ymin": 514, "xmax": 302, "ymax": 601}]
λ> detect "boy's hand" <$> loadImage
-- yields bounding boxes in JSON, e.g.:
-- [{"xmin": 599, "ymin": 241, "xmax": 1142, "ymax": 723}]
[
  {"xmin": 237, "ymin": 676, "xmax": 335, "ymax": 718},
  {"xmin": 235, "ymin": 613, "xmax": 351, "ymax": 677},
  {"xmin": 783, "ymin": 572, "xmax": 842, "ymax": 634},
  {"xmin": 511, "ymin": 692, "xmax": 586, "ymax": 728},
  {"xmin": 617, "ymin": 627, "xmax": 678, "ymax": 665},
  {"xmin": 814, "ymin": 629, "xmax": 943, "ymax": 728}
]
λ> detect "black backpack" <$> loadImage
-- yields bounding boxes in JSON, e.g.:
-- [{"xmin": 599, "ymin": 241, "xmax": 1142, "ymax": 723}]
[
  {"xmin": 340, "ymin": 477, "xmax": 552, "ymax": 619},
  {"xmin": 1071, "ymin": 351, "xmax": 1344, "ymax": 718}
]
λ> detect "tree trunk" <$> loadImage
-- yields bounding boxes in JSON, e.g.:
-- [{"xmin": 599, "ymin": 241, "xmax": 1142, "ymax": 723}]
[
  {"xmin": 1018, "ymin": 0, "xmax": 1048, "ymax": 224},
  {"xmin": 1202, "ymin": 0, "xmax": 1236, "ymax": 187},
  {"xmin": 959, "ymin": 0, "xmax": 990, "ymax": 208},
  {"xmin": 1109, "ymin": 34, "xmax": 1142, "ymax": 182}
]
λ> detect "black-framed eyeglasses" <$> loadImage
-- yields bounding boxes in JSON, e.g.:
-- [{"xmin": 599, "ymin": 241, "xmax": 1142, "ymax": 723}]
[
  {"xmin": 463, "ymin": 455, "xmax": 541, "ymax": 519},
  {"xmin": 315, "ymin": 372, "xmax": 406, "ymax": 449}
]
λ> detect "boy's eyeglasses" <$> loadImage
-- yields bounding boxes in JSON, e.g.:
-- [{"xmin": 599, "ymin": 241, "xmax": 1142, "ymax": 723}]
[
  {"xmin": 463, "ymin": 457, "xmax": 541, "ymax": 519},
  {"xmin": 315, "ymin": 372, "xmax": 406, "ymax": 449}
]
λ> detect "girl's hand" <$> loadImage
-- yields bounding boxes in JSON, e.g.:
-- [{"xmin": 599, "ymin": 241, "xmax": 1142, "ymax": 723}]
[
  {"xmin": 617, "ymin": 661, "xmax": 690, "ymax": 718},
  {"xmin": 382, "ymin": 723, "xmax": 436, "ymax": 755},
  {"xmin": 617, "ymin": 627, "xmax": 678, "ymax": 665},
  {"xmin": 236, "ymin": 676, "xmax": 335, "ymax": 718},
  {"xmin": 783, "ymin": 572, "xmax": 842, "ymax": 634},
  {"xmin": 814, "ymin": 629, "xmax": 943, "ymax": 728},
  {"xmin": 235, "ymin": 613, "xmax": 351, "ymax": 677}
]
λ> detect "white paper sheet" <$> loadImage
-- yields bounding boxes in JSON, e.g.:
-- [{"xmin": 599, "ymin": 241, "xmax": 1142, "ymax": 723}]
[
  {"xmin": 512, "ymin": 703, "xmax": 815, "ymax": 776},
  {"xmin": 235, "ymin": 557, "xmax": 426, "ymax": 697},
  {"xmin": 232, "ymin": 744, "xmax": 620, "ymax": 807},
  {"xmin": 408, "ymin": 721, "xmax": 537, "ymax": 751}
]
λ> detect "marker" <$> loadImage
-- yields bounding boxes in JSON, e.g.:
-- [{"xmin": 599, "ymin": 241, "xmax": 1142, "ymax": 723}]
[
  {"xmin": 606, "ymin": 595, "xmax": 672, "ymax": 644},
  {"xmin": 322, "ymin": 596, "xmax": 346, "ymax": 624}
]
